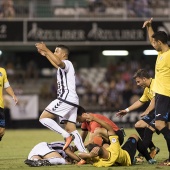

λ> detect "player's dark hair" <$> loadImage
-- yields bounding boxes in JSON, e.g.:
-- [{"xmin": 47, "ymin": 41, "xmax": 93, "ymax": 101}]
[
  {"xmin": 57, "ymin": 44, "xmax": 70, "ymax": 55},
  {"xmin": 152, "ymin": 31, "xmax": 168, "ymax": 44},
  {"xmin": 133, "ymin": 69, "xmax": 150, "ymax": 79},
  {"xmin": 86, "ymin": 143, "xmax": 103, "ymax": 156},
  {"xmin": 77, "ymin": 106, "xmax": 86, "ymax": 116}
]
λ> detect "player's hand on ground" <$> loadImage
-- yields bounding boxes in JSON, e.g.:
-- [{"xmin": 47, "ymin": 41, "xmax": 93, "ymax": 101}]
[
  {"xmin": 142, "ymin": 17, "xmax": 153, "ymax": 28},
  {"xmin": 82, "ymin": 113, "xmax": 94, "ymax": 121},
  {"xmin": 116, "ymin": 110, "xmax": 127, "ymax": 118}
]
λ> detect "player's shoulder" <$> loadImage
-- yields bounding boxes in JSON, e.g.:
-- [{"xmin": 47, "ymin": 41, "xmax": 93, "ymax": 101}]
[
  {"xmin": 63, "ymin": 59, "xmax": 72, "ymax": 64},
  {"xmin": 0, "ymin": 67, "xmax": 6, "ymax": 71},
  {"xmin": 0, "ymin": 67, "xmax": 6, "ymax": 74}
]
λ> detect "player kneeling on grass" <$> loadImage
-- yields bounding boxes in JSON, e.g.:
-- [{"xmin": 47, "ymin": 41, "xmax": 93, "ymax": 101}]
[
  {"xmin": 24, "ymin": 141, "xmax": 81, "ymax": 167},
  {"xmin": 78, "ymin": 113, "xmax": 156, "ymax": 167}
]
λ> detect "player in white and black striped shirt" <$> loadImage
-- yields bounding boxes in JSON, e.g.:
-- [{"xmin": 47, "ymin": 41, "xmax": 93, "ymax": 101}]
[{"xmin": 35, "ymin": 43, "xmax": 87, "ymax": 157}]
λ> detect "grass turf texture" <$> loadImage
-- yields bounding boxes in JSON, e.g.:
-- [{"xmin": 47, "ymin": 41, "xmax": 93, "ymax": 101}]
[{"xmin": 0, "ymin": 128, "xmax": 169, "ymax": 170}]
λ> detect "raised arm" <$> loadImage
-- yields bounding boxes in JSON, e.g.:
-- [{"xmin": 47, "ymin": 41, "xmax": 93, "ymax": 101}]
[
  {"xmin": 37, "ymin": 49, "xmax": 59, "ymax": 68},
  {"xmin": 142, "ymin": 18, "xmax": 154, "ymax": 46},
  {"xmin": 35, "ymin": 42, "xmax": 65, "ymax": 68}
]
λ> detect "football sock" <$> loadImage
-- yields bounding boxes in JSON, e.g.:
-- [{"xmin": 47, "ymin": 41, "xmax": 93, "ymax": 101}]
[
  {"xmin": 160, "ymin": 127, "xmax": 170, "ymax": 154},
  {"xmin": 143, "ymin": 128, "xmax": 154, "ymax": 149},
  {"xmin": 47, "ymin": 157, "xmax": 66, "ymax": 165},
  {"xmin": 135, "ymin": 128, "xmax": 145, "ymax": 139},
  {"xmin": 0, "ymin": 134, "xmax": 4, "ymax": 141},
  {"xmin": 137, "ymin": 138, "xmax": 151, "ymax": 161},
  {"xmin": 39, "ymin": 118, "xmax": 70, "ymax": 138},
  {"xmin": 71, "ymin": 130, "xmax": 87, "ymax": 153}
]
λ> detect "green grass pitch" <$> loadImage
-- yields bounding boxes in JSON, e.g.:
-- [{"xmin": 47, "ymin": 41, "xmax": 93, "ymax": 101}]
[{"xmin": 0, "ymin": 128, "xmax": 169, "ymax": 170}]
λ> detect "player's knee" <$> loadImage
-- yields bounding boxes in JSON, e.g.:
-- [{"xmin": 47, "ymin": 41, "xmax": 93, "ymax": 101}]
[
  {"xmin": 129, "ymin": 134, "xmax": 139, "ymax": 141},
  {"xmin": 135, "ymin": 120, "xmax": 146, "ymax": 128},
  {"xmin": 155, "ymin": 121, "xmax": 166, "ymax": 131}
]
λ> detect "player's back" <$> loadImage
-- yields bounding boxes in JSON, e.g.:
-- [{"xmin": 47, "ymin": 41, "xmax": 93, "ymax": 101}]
[{"xmin": 92, "ymin": 113, "xmax": 119, "ymax": 131}]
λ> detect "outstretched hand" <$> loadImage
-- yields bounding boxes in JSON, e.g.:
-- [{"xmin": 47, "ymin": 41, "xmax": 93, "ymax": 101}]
[
  {"xmin": 142, "ymin": 18, "xmax": 153, "ymax": 28},
  {"xmin": 115, "ymin": 110, "xmax": 127, "ymax": 118}
]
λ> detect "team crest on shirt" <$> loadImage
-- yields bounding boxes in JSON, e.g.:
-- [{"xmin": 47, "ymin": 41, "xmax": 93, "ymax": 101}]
[
  {"xmin": 159, "ymin": 56, "xmax": 163, "ymax": 60},
  {"xmin": 0, "ymin": 72, "xmax": 2, "ymax": 76},
  {"xmin": 111, "ymin": 138, "xmax": 117, "ymax": 143}
]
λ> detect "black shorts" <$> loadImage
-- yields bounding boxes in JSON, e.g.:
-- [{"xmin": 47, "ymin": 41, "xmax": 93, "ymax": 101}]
[
  {"xmin": 103, "ymin": 129, "xmax": 125, "ymax": 146},
  {"xmin": 0, "ymin": 108, "xmax": 5, "ymax": 128},
  {"xmin": 155, "ymin": 94, "xmax": 170, "ymax": 122},
  {"xmin": 115, "ymin": 129, "xmax": 125, "ymax": 146},
  {"xmin": 142, "ymin": 110, "xmax": 155, "ymax": 124},
  {"xmin": 122, "ymin": 137, "xmax": 137, "ymax": 164}
]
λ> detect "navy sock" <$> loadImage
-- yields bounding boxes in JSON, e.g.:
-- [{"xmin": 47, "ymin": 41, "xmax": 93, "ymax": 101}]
[
  {"xmin": 160, "ymin": 127, "xmax": 170, "ymax": 159},
  {"xmin": 137, "ymin": 138, "xmax": 151, "ymax": 161},
  {"xmin": 143, "ymin": 128, "xmax": 154, "ymax": 149}
]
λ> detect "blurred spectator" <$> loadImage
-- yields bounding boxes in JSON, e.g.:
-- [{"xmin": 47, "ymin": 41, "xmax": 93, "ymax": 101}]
[
  {"xmin": 0, "ymin": 0, "xmax": 15, "ymax": 18},
  {"xmin": 50, "ymin": 79, "xmax": 57, "ymax": 100},
  {"xmin": 122, "ymin": 81, "xmax": 133, "ymax": 108},
  {"xmin": 40, "ymin": 83, "xmax": 51, "ymax": 99},
  {"xmin": 107, "ymin": 79, "xmax": 122, "ymax": 109},
  {"xmin": 5, "ymin": 61, "xmax": 15, "ymax": 82},
  {"xmin": 127, "ymin": 0, "xmax": 152, "ymax": 17},
  {"xmin": 25, "ymin": 60, "xmax": 39, "ymax": 80},
  {"xmin": 87, "ymin": 0, "xmax": 106, "ymax": 15}
]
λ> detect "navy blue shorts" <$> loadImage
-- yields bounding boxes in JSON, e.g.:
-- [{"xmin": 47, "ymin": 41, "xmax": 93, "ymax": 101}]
[
  {"xmin": 0, "ymin": 108, "xmax": 5, "ymax": 128},
  {"xmin": 155, "ymin": 94, "xmax": 170, "ymax": 122},
  {"xmin": 142, "ymin": 110, "xmax": 155, "ymax": 124}
]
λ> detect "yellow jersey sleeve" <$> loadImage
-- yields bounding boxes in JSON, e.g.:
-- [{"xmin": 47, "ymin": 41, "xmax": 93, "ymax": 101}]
[{"xmin": 140, "ymin": 79, "xmax": 155, "ymax": 102}]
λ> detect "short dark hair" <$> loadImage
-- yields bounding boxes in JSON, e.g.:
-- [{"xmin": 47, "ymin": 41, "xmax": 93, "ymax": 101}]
[
  {"xmin": 77, "ymin": 106, "xmax": 86, "ymax": 116},
  {"xmin": 133, "ymin": 69, "xmax": 150, "ymax": 79},
  {"xmin": 86, "ymin": 143, "xmax": 103, "ymax": 156},
  {"xmin": 56, "ymin": 45, "xmax": 70, "ymax": 55},
  {"xmin": 152, "ymin": 31, "xmax": 168, "ymax": 44}
]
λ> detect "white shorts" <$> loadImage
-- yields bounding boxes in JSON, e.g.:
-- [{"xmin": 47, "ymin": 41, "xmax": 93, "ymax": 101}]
[
  {"xmin": 45, "ymin": 99, "xmax": 78, "ymax": 123},
  {"xmin": 28, "ymin": 142, "xmax": 55, "ymax": 160}
]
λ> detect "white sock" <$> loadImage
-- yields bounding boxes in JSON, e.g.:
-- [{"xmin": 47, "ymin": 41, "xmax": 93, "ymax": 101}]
[
  {"xmin": 47, "ymin": 157, "xmax": 66, "ymax": 165},
  {"xmin": 39, "ymin": 118, "xmax": 70, "ymax": 138},
  {"xmin": 71, "ymin": 130, "xmax": 87, "ymax": 153}
]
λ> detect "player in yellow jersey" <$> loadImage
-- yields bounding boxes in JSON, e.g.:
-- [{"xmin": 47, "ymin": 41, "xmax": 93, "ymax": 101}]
[
  {"xmin": 78, "ymin": 113, "xmax": 156, "ymax": 167},
  {"xmin": 0, "ymin": 67, "xmax": 18, "ymax": 141},
  {"xmin": 116, "ymin": 69, "xmax": 160, "ymax": 161},
  {"xmin": 143, "ymin": 18, "xmax": 170, "ymax": 166}
]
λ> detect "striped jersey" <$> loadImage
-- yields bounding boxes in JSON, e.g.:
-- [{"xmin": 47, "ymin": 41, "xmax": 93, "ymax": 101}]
[
  {"xmin": 48, "ymin": 141, "xmax": 69, "ymax": 159},
  {"xmin": 57, "ymin": 60, "xmax": 79, "ymax": 104}
]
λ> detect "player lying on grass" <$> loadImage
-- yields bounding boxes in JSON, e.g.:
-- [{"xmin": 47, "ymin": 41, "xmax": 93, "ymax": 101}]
[
  {"xmin": 24, "ymin": 141, "xmax": 81, "ymax": 167},
  {"xmin": 78, "ymin": 113, "xmax": 157, "ymax": 167}
]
